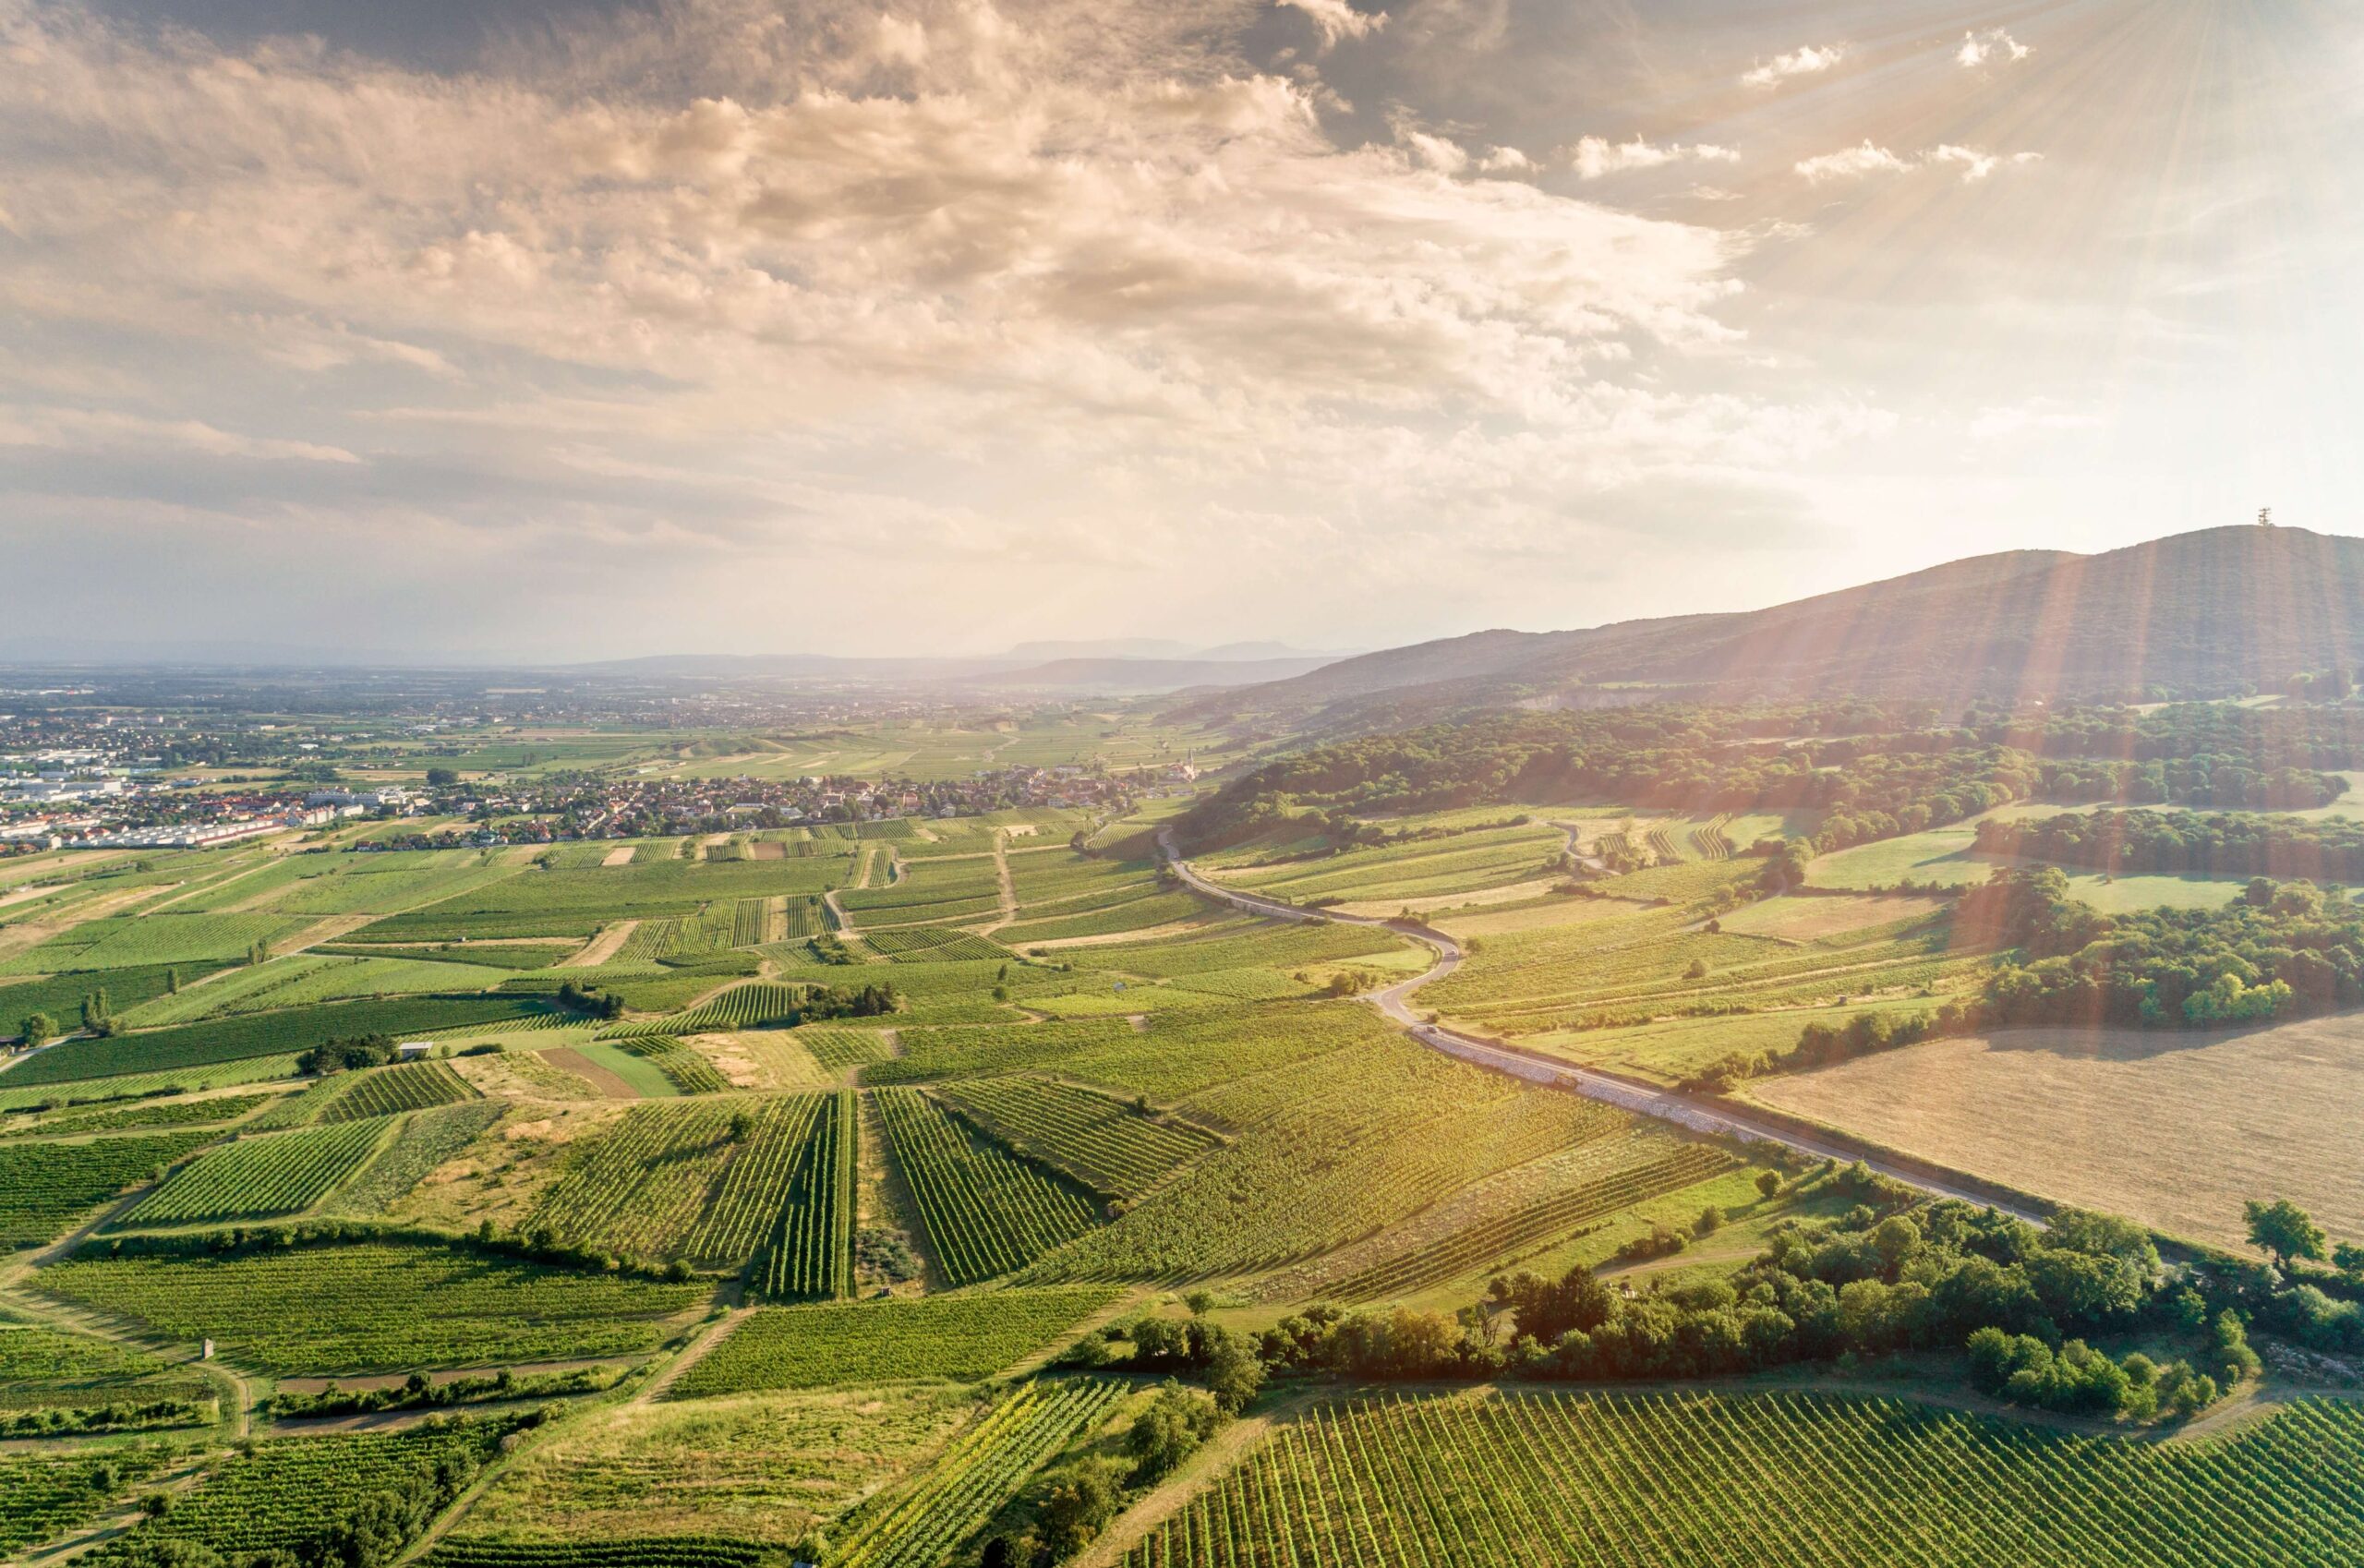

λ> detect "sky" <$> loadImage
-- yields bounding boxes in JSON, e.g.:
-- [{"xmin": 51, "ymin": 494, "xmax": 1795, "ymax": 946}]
[{"xmin": 4, "ymin": 0, "xmax": 2362, "ymax": 662}]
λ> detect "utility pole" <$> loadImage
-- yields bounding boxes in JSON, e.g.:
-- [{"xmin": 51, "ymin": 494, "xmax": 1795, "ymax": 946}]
[{"xmin": 2259, "ymin": 507, "xmax": 2274, "ymax": 527}]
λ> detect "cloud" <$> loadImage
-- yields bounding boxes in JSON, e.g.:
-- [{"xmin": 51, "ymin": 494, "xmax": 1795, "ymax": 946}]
[
  {"xmin": 1275, "ymin": 0, "xmax": 1383, "ymax": 49},
  {"xmin": 1957, "ymin": 29, "xmax": 2032, "ymax": 68},
  {"xmin": 0, "ymin": 0, "xmax": 1874, "ymax": 657},
  {"xmin": 1794, "ymin": 142, "xmax": 1910, "ymax": 183},
  {"xmin": 1568, "ymin": 137, "xmax": 1739, "ymax": 181},
  {"xmin": 1798, "ymin": 142, "xmax": 2042, "ymax": 184},
  {"xmin": 1743, "ymin": 44, "xmax": 1844, "ymax": 90},
  {"xmin": 0, "ymin": 405, "xmax": 361, "ymax": 464}
]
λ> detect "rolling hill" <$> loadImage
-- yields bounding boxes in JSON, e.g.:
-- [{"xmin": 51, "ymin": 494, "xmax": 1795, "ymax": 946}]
[{"xmin": 1181, "ymin": 525, "xmax": 2364, "ymax": 725}]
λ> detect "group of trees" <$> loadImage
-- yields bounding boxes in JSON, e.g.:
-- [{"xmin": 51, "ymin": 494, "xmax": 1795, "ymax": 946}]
[
  {"xmin": 790, "ymin": 982, "xmax": 900, "ymax": 1023},
  {"xmin": 553, "ymin": 980, "xmax": 626, "ymax": 1019},
  {"xmin": 1695, "ymin": 867, "xmax": 2364, "ymax": 1090},
  {"xmin": 1977, "ymin": 808, "xmax": 2364, "ymax": 883},
  {"xmin": 1177, "ymin": 700, "xmax": 2364, "ymax": 862},
  {"xmin": 296, "ymin": 1031, "xmax": 400, "ymax": 1075},
  {"xmin": 1123, "ymin": 1171, "xmax": 2246, "ymax": 1428}
]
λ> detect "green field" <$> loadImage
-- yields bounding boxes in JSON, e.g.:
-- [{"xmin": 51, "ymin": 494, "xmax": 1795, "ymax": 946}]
[
  {"xmin": 38, "ymin": 1240, "xmax": 707, "ymax": 1373},
  {"xmin": 670, "ymin": 1288, "xmax": 1121, "ymax": 1396}
]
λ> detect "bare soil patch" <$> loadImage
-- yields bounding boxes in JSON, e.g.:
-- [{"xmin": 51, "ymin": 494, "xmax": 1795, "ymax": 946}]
[
  {"xmin": 1746, "ymin": 1013, "xmax": 2364, "ymax": 1248},
  {"xmin": 600, "ymin": 845, "xmax": 636, "ymax": 867},
  {"xmin": 542, "ymin": 1046, "xmax": 639, "ymax": 1101}
]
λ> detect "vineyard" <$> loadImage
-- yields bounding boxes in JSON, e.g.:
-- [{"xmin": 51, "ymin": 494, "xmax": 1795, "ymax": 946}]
[
  {"xmin": 1031, "ymin": 1030, "xmax": 1628, "ymax": 1282},
  {"xmin": 799, "ymin": 1027, "xmax": 895, "ymax": 1070},
  {"xmin": 607, "ymin": 1036, "xmax": 738, "ymax": 1095},
  {"xmin": 1320, "ymin": 1139, "xmax": 1736, "ymax": 1302},
  {"xmin": 314, "ymin": 1059, "xmax": 481, "ymax": 1122},
  {"xmin": 932, "ymin": 1076, "xmax": 1222, "ymax": 1200},
  {"xmin": 118, "ymin": 1118, "xmax": 389, "ymax": 1226},
  {"xmin": 127, "ymin": 1419, "xmax": 515, "ymax": 1561},
  {"xmin": 862, "ymin": 927, "xmax": 1015, "ymax": 963},
  {"xmin": 1, "ymin": 1092, "xmax": 274, "ymax": 1138},
  {"xmin": 430, "ymin": 1542, "xmax": 771, "ymax": 1568},
  {"xmin": 2, "ymin": 995, "xmax": 549, "ymax": 1086},
  {"xmin": 38, "ymin": 1240, "xmax": 706, "ymax": 1373},
  {"xmin": 748, "ymin": 1090, "xmax": 854, "ymax": 1301},
  {"xmin": 670, "ymin": 1287, "xmax": 1119, "ymax": 1396},
  {"xmin": 655, "ymin": 983, "xmax": 815, "ymax": 1034},
  {"xmin": 0, "ymin": 1452, "xmax": 163, "ymax": 1556},
  {"xmin": 1121, "ymin": 1389, "xmax": 2364, "ymax": 1568},
  {"xmin": 323, "ymin": 1099, "xmax": 509, "ymax": 1216},
  {"xmin": 874, "ymin": 1087, "xmax": 1102, "ymax": 1285},
  {"xmin": 834, "ymin": 1378, "xmax": 1128, "ymax": 1568},
  {"xmin": 532, "ymin": 1094, "xmax": 843, "ymax": 1269},
  {"xmin": 0, "ymin": 1130, "xmax": 220, "ymax": 1245}
]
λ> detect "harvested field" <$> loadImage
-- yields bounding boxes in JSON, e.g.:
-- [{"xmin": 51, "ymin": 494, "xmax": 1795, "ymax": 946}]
[
  {"xmin": 1745, "ymin": 1013, "xmax": 2364, "ymax": 1248},
  {"xmin": 562, "ymin": 921, "xmax": 640, "ymax": 968},
  {"xmin": 601, "ymin": 846, "xmax": 637, "ymax": 867}
]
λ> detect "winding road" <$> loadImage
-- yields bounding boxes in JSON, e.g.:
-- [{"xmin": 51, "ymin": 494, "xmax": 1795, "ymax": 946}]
[{"xmin": 1157, "ymin": 830, "xmax": 2044, "ymax": 1224}]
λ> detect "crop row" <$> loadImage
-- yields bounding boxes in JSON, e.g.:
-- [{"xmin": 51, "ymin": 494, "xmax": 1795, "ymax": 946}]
[
  {"xmin": 37, "ymin": 1240, "xmax": 706, "ymax": 1374},
  {"xmin": 749, "ymin": 1090, "xmax": 854, "ymax": 1302},
  {"xmin": 862, "ymin": 927, "xmax": 1014, "ymax": 963},
  {"xmin": 532, "ymin": 1095, "xmax": 836, "ymax": 1268},
  {"xmin": 1323, "ymin": 1142, "xmax": 1736, "ymax": 1302},
  {"xmin": 0, "ymin": 1452, "xmax": 166, "ymax": 1557},
  {"xmin": 0, "ymin": 1131, "xmax": 220, "ymax": 1247},
  {"xmin": 874, "ymin": 1087, "xmax": 1101, "ymax": 1285},
  {"xmin": 428, "ymin": 1542, "xmax": 772, "ymax": 1568},
  {"xmin": 120, "ymin": 1118, "xmax": 389, "ymax": 1226},
  {"xmin": 127, "ymin": 1418, "xmax": 515, "ymax": 1560},
  {"xmin": 836, "ymin": 1378, "xmax": 1129, "ymax": 1568},
  {"xmin": 669, "ymin": 1286, "xmax": 1117, "ymax": 1397},
  {"xmin": 932, "ymin": 1076, "xmax": 1221, "ymax": 1200},
  {"xmin": 315, "ymin": 1060, "xmax": 481, "ymax": 1123},
  {"xmin": 322, "ymin": 1099, "xmax": 509, "ymax": 1217},
  {"xmin": 3, "ymin": 995, "xmax": 549, "ymax": 1087},
  {"xmin": 662, "ymin": 983, "xmax": 814, "ymax": 1033},
  {"xmin": 1123, "ymin": 1390, "xmax": 2364, "ymax": 1568},
  {"xmin": 1031, "ymin": 1031, "xmax": 1622, "ymax": 1282},
  {"xmin": 797, "ymin": 1027, "xmax": 894, "ymax": 1070}
]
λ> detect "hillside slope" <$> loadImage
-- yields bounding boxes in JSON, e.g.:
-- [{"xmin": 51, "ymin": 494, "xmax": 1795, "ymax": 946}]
[{"xmin": 1185, "ymin": 526, "xmax": 2364, "ymax": 722}]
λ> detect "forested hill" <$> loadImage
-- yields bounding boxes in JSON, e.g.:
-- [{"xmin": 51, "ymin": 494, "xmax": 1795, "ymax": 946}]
[{"xmin": 1183, "ymin": 525, "xmax": 2364, "ymax": 726}]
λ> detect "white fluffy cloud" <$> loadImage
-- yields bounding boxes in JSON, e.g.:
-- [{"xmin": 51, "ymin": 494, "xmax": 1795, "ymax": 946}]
[
  {"xmin": 1743, "ymin": 43, "xmax": 1844, "ymax": 90},
  {"xmin": 1957, "ymin": 29, "xmax": 2032, "ymax": 68},
  {"xmin": 1568, "ymin": 137, "xmax": 1740, "ymax": 181},
  {"xmin": 1798, "ymin": 141, "xmax": 2041, "ymax": 184}
]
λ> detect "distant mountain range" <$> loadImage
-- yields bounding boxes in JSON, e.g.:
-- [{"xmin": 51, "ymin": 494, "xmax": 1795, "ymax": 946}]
[
  {"xmin": 564, "ymin": 645, "xmax": 1345, "ymax": 694},
  {"xmin": 1179, "ymin": 525, "xmax": 2364, "ymax": 726}
]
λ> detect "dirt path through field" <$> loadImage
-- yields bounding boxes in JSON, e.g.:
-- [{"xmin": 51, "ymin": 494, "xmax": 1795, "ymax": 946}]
[
  {"xmin": 561, "ymin": 920, "xmax": 638, "ymax": 968},
  {"xmin": 540, "ymin": 1047, "xmax": 637, "ymax": 1100},
  {"xmin": 978, "ymin": 831, "xmax": 1019, "ymax": 935},
  {"xmin": 634, "ymin": 1307, "xmax": 754, "ymax": 1404}
]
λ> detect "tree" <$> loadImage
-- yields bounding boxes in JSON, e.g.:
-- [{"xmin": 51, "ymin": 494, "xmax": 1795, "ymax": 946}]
[
  {"xmin": 2245, "ymin": 1199, "xmax": 2328, "ymax": 1272},
  {"xmin": 426, "ymin": 767, "xmax": 461, "ymax": 788},
  {"xmin": 1200, "ymin": 1326, "xmax": 1266, "ymax": 1414},
  {"xmin": 1034, "ymin": 1460, "xmax": 1121, "ymax": 1557},
  {"xmin": 1127, "ymin": 1382, "xmax": 1220, "ymax": 1483},
  {"xmin": 19, "ymin": 1013, "xmax": 56, "ymax": 1048},
  {"xmin": 1755, "ymin": 1170, "xmax": 1782, "ymax": 1201}
]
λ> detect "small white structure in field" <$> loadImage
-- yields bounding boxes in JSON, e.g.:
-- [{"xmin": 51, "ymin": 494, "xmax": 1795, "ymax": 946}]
[
  {"xmin": 199, "ymin": 1338, "xmax": 213, "ymax": 1361},
  {"xmin": 395, "ymin": 1041, "xmax": 435, "ymax": 1061}
]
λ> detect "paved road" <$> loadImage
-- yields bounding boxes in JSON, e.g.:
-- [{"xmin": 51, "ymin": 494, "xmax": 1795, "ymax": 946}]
[{"xmin": 1158, "ymin": 830, "xmax": 2044, "ymax": 1224}]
